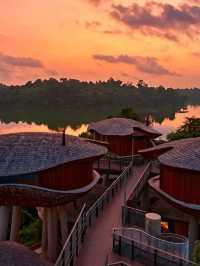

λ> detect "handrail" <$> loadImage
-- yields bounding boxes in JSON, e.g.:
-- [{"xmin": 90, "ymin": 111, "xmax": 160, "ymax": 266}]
[
  {"xmin": 55, "ymin": 159, "xmax": 133, "ymax": 266},
  {"xmin": 86, "ymin": 161, "xmax": 132, "ymax": 217},
  {"xmin": 127, "ymin": 162, "xmax": 151, "ymax": 203},
  {"xmin": 133, "ymin": 162, "xmax": 151, "ymax": 192},
  {"xmin": 55, "ymin": 204, "xmax": 86, "ymax": 266},
  {"xmin": 113, "ymin": 231, "xmax": 197, "ymax": 266},
  {"xmin": 123, "ymin": 205, "xmax": 146, "ymax": 214},
  {"xmin": 113, "ymin": 227, "xmax": 188, "ymax": 246},
  {"xmin": 107, "ymin": 262, "xmax": 130, "ymax": 266}
]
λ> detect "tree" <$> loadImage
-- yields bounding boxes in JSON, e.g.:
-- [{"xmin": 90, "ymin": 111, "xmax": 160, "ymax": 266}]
[
  {"xmin": 137, "ymin": 80, "xmax": 148, "ymax": 88},
  {"xmin": 192, "ymin": 241, "xmax": 200, "ymax": 264},
  {"xmin": 167, "ymin": 117, "xmax": 200, "ymax": 140}
]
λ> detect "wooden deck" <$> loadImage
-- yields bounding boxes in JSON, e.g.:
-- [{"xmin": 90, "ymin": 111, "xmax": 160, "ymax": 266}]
[{"xmin": 76, "ymin": 164, "xmax": 147, "ymax": 266}]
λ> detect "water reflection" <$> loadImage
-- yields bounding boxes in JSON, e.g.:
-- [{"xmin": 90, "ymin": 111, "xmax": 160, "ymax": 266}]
[
  {"xmin": 153, "ymin": 105, "xmax": 200, "ymax": 139},
  {"xmin": 0, "ymin": 105, "xmax": 199, "ymax": 137},
  {"xmin": 0, "ymin": 121, "xmax": 88, "ymax": 136}
]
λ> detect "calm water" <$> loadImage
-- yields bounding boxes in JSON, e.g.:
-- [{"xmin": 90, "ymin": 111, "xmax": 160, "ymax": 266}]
[{"xmin": 0, "ymin": 105, "xmax": 199, "ymax": 138}]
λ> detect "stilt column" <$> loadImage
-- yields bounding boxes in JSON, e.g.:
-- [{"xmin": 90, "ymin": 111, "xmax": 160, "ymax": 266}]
[
  {"xmin": 58, "ymin": 205, "xmax": 68, "ymax": 245},
  {"xmin": 188, "ymin": 216, "xmax": 199, "ymax": 258},
  {"xmin": 10, "ymin": 206, "xmax": 21, "ymax": 241},
  {"xmin": 47, "ymin": 207, "xmax": 59, "ymax": 262},
  {"xmin": 0, "ymin": 206, "xmax": 11, "ymax": 240},
  {"xmin": 42, "ymin": 208, "xmax": 48, "ymax": 256}
]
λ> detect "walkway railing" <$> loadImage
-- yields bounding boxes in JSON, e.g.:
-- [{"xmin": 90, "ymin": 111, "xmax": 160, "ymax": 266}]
[
  {"xmin": 107, "ymin": 262, "xmax": 130, "ymax": 266},
  {"xmin": 55, "ymin": 204, "xmax": 86, "ymax": 266},
  {"xmin": 95, "ymin": 156, "xmax": 131, "ymax": 173},
  {"xmin": 114, "ymin": 227, "xmax": 189, "ymax": 259},
  {"xmin": 122, "ymin": 205, "xmax": 146, "ymax": 228},
  {"xmin": 112, "ymin": 228, "xmax": 197, "ymax": 266},
  {"xmin": 55, "ymin": 160, "xmax": 133, "ymax": 266},
  {"xmin": 129, "ymin": 162, "xmax": 151, "ymax": 201},
  {"xmin": 86, "ymin": 161, "xmax": 132, "ymax": 228}
]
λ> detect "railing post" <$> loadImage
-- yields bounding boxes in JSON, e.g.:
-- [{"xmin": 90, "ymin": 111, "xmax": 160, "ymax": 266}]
[
  {"xmin": 70, "ymin": 238, "xmax": 74, "ymax": 266},
  {"xmin": 76, "ymin": 224, "xmax": 79, "ymax": 256},
  {"xmin": 118, "ymin": 236, "xmax": 122, "ymax": 256},
  {"xmin": 112, "ymin": 188, "xmax": 114, "ymax": 197},
  {"xmin": 154, "ymin": 249, "xmax": 157, "ymax": 266},
  {"xmin": 89, "ymin": 214, "xmax": 92, "ymax": 227},
  {"xmin": 107, "ymin": 192, "xmax": 109, "ymax": 203},
  {"xmin": 179, "ymin": 259, "xmax": 183, "ymax": 266},
  {"xmin": 131, "ymin": 240, "xmax": 135, "ymax": 260},
  {"xmin": 96, "ymin": 205, "xmax": 99, "ymax": 218},
  {"xmin": 81, "ymin": 215, "xmax": 84, "ymax": 243},
  {"xmin": 108, "ymin": 159, "xmax": 111, "ymax": 172}
]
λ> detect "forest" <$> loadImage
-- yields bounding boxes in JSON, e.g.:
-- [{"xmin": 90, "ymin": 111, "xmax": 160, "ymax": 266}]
[{"xmin": 0, "ymin": 78, "xmax": 199, "ymax": 130}]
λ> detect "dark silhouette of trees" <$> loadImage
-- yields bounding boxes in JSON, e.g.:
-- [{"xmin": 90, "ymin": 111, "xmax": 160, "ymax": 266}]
[
  {"xmin": 0, "ymin": 78, "xmax": 199, "ymax": 130},
  {"xmin": 168, "ymin": 117, "xmax": 200, "ymax": 140}
]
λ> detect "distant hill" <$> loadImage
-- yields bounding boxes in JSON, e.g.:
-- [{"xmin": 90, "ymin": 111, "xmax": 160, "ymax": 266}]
[{"xmin": 0, "ymin": 78, "xmax": 199, "ymax": 129}]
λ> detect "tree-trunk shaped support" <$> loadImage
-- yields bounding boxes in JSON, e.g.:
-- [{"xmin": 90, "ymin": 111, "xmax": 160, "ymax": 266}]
[{"xmin": 10, "ymin": 206, "xmax": 21, "ymax": 242}]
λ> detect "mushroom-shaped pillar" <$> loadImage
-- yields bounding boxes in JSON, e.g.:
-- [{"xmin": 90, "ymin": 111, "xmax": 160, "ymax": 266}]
[
  {"xmin": 0, "ymin": 132, "xmax": 107, "ymax": 262},
  {"xmin": 139, "ymin": 137, "xmax": 200, "ymax": 251}
]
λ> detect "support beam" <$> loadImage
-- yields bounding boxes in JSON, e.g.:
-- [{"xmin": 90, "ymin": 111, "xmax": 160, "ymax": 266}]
[
  {"xmin": 188, "ymin": 216, "xmax": 199, "ymax": 258},
  {"xmin": 0, "ymin": 206, "xmax": 11, "ymax": 240},
  {"xmin": 42, "ymin": 208, "xmax": 48, "ymax": 256},
  {"xmin": 141, "ymin": 184, "xmax": 149, "ymax": 211},
  {"xmin": 47, "ymin": 207, "xmax": 59, "ymax": 262},
  {"xmin": 10, "ymin": 206, "xmax": 21, "ymax": 242},
  {"xmin": 58, "ymin": 205, "xmax": 68, "ymax": 245}
]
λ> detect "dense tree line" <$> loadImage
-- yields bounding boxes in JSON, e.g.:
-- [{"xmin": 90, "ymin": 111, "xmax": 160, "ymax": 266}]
[
  {"xmin": 168, "ymin": 117, "xmax": 200, "ymax": 140},
  {"xmin": 0, "ymin": 78, "xmax": 199, "ymax": 130}
]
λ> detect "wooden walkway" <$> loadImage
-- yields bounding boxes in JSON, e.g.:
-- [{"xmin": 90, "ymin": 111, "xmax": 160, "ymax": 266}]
[{"xmin": 76, "ymin": 164, "xmax": 147, "ymax": 266}]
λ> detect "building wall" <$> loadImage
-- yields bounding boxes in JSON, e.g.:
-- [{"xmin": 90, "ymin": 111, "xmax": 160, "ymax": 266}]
[
  {"xmin": 38, "ymin": 158, "xmax": 95, "ymax": 190},
  {"xmin": 160, "ymin": 164, "xmax": 200, "ymax": 204},
  {"xmin": 12, "ymin": 158, "xmax": 97, "ymax": 190},
  {"xmin": 94, "ymin": 132, "xmax": 153, "ymax": 156}
]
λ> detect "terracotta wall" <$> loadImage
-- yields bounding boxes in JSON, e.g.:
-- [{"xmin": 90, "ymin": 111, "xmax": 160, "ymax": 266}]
[
  {"xmin": 94, "ymin": 132, "xmax": 153, "ymax": 156},
  {"xmin": 38, "ymin": 158, "xmax": 95, "ymax": 190},
  {"xmin": 160, "ymin": 164, "xmax": 200, "ymax": 204}
]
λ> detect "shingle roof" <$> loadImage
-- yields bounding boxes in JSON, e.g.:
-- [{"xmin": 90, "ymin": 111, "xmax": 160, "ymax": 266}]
[
  {"xmin": 140, "ymin": 137, "xmax": 200, "ymax": 172},
  {"xmin": 88, "ymin": 118, "xmax": 161, "ymax": 136},
  {"xmin": 0, "ymin": 241, "xmax": 52, "ymax": 266},
  {"xmin": 0, "ymin": 132, "xmax": 107, "ymax": 177}
]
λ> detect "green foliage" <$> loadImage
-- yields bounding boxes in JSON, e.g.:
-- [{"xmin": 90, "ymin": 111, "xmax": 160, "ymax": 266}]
[
  {"xmin": 0, "ymin": 78, "xmax": 199, "ymax": 129},
  {"xmin": 79, "ymin": 131, "xmax": 91, "ymax": 138},
  {"xmin": 192, "ymin": 240, "xmax": 200, "ymax": 264},
  {"xmin": 167, "ymin": 117, "xmax": 200, "ymax": 140},
  {"xmin": 107, "ymin": 107, "xmax": 140, "ymax": 120},
  {"xmin": 19, "ymin": 208, "xmax": 42, "ymax": 247},
  {"xmin": 118, "ymin": 107, "xmax": 140, "ymax": 120}
]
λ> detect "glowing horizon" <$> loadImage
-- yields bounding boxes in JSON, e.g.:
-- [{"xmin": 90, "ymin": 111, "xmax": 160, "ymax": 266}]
[{"xmin": 0, "ymin": 0, "xmax": 200, "ymax": 88}]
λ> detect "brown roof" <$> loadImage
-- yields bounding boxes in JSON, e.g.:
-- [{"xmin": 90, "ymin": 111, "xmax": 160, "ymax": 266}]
[
  {"xmin": 88, "ymin": 118, "xmax": 161, "ymax": 136},
  {"xmin": 0, "ymin": 241, "xmax": 52, "ymax": 266},
  {"xmin": 0, "ymin": 132, "xmax": 107, "ymax": 177},
  {"xmin": 139, "ymin": 137, "xmax": 200, "ymax": 172}
]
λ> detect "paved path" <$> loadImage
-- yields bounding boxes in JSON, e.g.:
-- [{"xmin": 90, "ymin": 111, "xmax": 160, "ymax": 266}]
[{"xmin": 76, "ymin": 164, "xmax": 147, "ymax": 266}]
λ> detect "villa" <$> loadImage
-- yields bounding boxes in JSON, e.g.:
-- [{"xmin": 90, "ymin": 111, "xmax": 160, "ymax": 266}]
[
  {"xmin": 0, "ymin": 132, "xmax": 107, "ymax": 263},
  {"xmin": 88, "ymin": 118, "xmax": 161, "ymax": 157}
]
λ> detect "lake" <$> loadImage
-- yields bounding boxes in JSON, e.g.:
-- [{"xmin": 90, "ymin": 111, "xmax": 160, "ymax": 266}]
[{"xmin": 0, "ymin": 105, "xmax": 199, "ymax": 138}]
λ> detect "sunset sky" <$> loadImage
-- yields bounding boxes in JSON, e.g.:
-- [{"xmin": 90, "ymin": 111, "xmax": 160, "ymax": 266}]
[{"xmin": 0, "ymin": 0, "xmax": 200, "ymax": 87}]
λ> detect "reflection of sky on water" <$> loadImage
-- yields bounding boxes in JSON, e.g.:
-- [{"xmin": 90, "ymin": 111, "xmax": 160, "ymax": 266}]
[
  {"xmin": 153, "ymin": 105, "xmax": 200, "ymax": 139},
  {"xmin": 0, "ymin": 121, "xmax": 88, "ymax": 136},
  {"xmin": 0, "ymin": 105, "xmax": 199, "ymax": 137}
]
